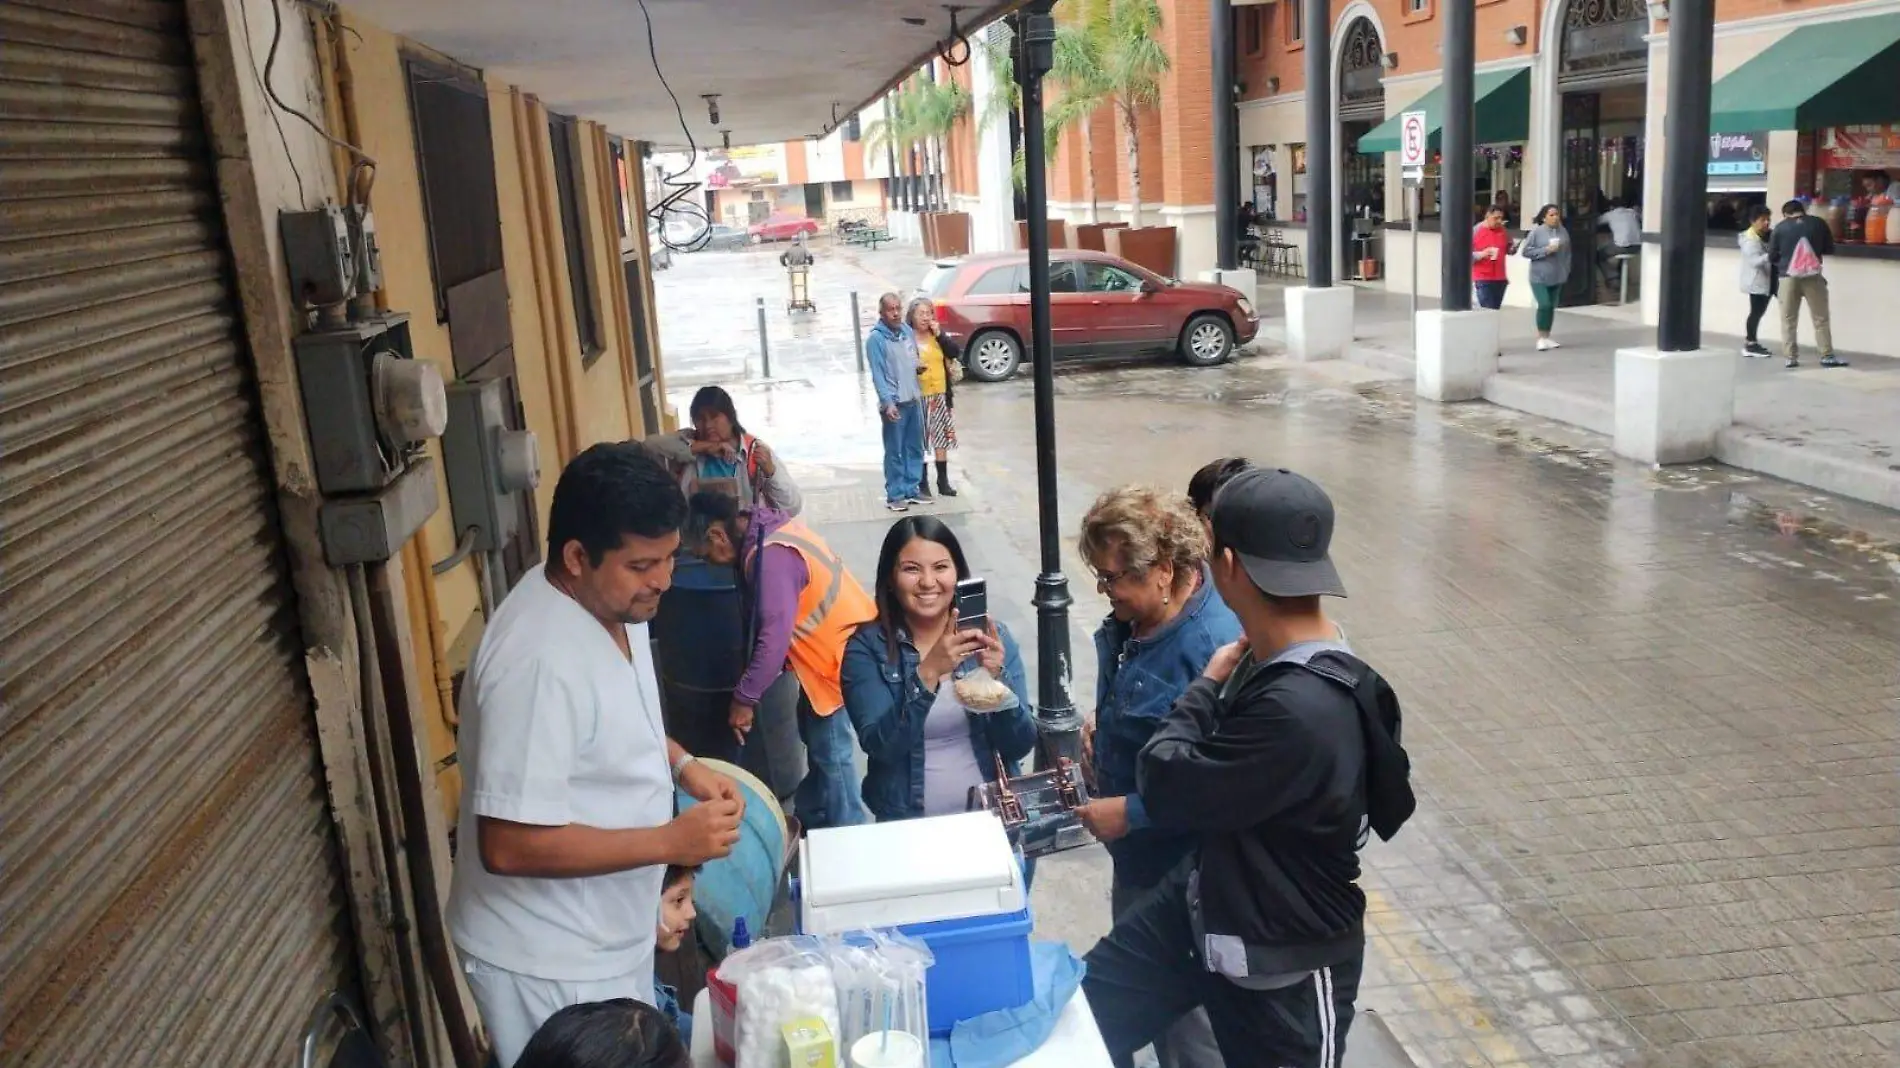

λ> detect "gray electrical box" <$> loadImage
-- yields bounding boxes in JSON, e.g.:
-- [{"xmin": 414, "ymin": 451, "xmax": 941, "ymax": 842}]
[
  {"xmin": 281, "ymin": 206, "xmax": 357, "ymax": 307},
  {"xmin": 319, "ymin": 456, "xmax": 442, "ymax": 566},
  {"xmin": 443, "ymin": 379, "xmax": 541, "ymax": 553},
  {"xmin": 295, "ymin": 314, "xmax": 451, "ymax": 495}
]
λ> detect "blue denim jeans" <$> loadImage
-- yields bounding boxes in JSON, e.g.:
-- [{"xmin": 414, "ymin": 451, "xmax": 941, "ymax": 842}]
[
  {"xmin": 793, "ymin": 693, "xmax": 866, "ymax": 830},
  {"xmin": 880, "ymin": 400, "xmax": 925, "ymax": 503},
  {"xmin": 1474, "ymin": 280, "xmax": 1508, "ymax": 310}
]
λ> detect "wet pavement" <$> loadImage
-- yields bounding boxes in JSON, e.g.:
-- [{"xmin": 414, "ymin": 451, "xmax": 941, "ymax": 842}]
[{"xmin": 656, "ymin": 249, "xmax": 1900, "ymax": 1068}]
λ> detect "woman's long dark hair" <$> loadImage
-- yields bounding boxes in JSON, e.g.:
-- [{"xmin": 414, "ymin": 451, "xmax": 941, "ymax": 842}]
[
  {"xmin": 1534, "ymin": 203, "xmax": 1564, "ymax": 229},
  {"xmin": 870, "ymin": 516, "xmax": 971, "ymax": 663},
  {"xmin": 688, "ymin": 385, "xmax": 746, "ymax": 439}
]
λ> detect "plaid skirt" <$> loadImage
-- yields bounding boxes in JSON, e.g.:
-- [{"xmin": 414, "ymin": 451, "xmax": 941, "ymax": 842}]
[{"xmin": 923, "ymin": 393, "xmax": 958, "ymax": 451}]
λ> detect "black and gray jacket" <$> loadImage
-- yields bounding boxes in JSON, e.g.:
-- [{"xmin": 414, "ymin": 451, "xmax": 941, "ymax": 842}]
[{"xmin": 1136, "ymin": 644, "xmax": 1414, "ymax": 980}]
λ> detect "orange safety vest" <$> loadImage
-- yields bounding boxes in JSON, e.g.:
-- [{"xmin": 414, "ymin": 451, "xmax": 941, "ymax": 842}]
[{"xmin": 754, "ymin": 519, "xmax": 877, "ymax": 716}]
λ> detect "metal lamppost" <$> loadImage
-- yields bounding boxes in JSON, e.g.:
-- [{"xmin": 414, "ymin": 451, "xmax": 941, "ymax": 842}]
[
  {"xmin": 1212, "ymin": 0, "xmax": 1238, "ymax": 270},
  {"xmin": 1658, "ymin": 0, "xmax": 1715, "ymax": 351},
  {"xmin": 1439, "ymin": 0, "xmax": 1474, "ymax": 310},
  {"xmin": 1015, "ymin": 0, "xmax": 1082, "ymax": 766},
  {"xmin": 1302, "ymin": 0, "xmax": 1332, "ymax": 286}
]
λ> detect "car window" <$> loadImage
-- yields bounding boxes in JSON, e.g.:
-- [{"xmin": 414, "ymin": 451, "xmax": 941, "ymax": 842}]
[
  {"xmin": 1085, "ymin": 263, "xmax": 1144, "ymax": 293},
  {"xmin": 965, "ymin": 266, "xmax": 1018, "ymax": 296},
  {"xmin": 1022, "ymin": 262, "xmax": 1079, "ymax": 293},
  {"xmin": 921, "ymin": 265, "xmax": 960, "ymax": 297}
]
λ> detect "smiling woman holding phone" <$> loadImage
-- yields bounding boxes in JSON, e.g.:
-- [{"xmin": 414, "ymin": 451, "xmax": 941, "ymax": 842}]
[{"xmin": 1521, "ymin": 203, "xmax": 1574, "ymax": 351}]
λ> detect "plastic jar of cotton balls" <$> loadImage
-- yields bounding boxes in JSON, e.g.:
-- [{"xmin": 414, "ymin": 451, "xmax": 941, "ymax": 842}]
[{"xmin": 733, "ymin": 961, "xmax": 840, "ymax": 1067}]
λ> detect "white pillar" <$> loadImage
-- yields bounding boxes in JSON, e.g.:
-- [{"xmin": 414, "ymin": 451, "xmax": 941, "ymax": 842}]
[
  {"xmin": 1613, "ymin": 347, "xmax": 1736, "ymax": 464},
  {"xmin": 1199, "ymin": 268, "xmax": 1258, "ymax": 305},
  {"xmin": 1283, "ymin": 286, "xmax": 1356, "ymax": 362},
  {"xmin": 1415, "ymin": 309, "xmax": 1501, "ymax": 402}
]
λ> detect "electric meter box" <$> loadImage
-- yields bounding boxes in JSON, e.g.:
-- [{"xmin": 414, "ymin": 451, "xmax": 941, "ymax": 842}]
[
  {"xmin": 295, "ymin": 313, "xmax": 429, "ymax": 496},
  {"xmin": 443, "ymin": 379, "xmax": 541, "ymax": 553}
]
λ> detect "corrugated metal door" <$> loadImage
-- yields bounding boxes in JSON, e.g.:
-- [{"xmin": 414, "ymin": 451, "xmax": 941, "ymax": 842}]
[{"xmin": 0, "ymin": 2, "xmax": 360, "ymax": 1064}]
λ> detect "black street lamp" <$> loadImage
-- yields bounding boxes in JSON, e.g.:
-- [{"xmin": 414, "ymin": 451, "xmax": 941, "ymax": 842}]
[
  {"xmin": 1014, "ymin": 0, "xmax": 1082, "ymax": 766},
  {"xmin": 1658, "ymin": 0, "xmax": 1716, "ymax": 352},
  {"xmin": 1440, "ymin": 0, "xmax": 1474, "ymax": 310},
  {"xmin": 1212, "ymin": 0, "xmax": 1238, "ymax": 271}
]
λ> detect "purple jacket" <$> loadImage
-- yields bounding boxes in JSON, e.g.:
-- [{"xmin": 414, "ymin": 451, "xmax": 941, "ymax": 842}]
[{"xmin": 733, "ymin": 506, "xmax": 809, "ymax": 707}]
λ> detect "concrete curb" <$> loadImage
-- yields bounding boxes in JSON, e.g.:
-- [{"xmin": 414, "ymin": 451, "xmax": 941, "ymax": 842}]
[{"xmin": 1331, "ymin": 342, "xmax": 1900, "ymax": 512}]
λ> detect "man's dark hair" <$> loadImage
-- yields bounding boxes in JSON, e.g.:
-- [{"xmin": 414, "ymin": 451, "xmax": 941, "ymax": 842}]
[
  {"xmin": 1781, "ymin": 199, "xmax": 1807, "ymax": 216},
  {"xmin": 1749, "ymin": 205, "xmax": 1774, "ymax": 224},
  {"xmin": 1484, "ymin": 204, "xmax": 1506, "ymax": 218},
  {"xmin": 547, "ymin": 443, "xmax": 687, "ymax": 566},
  {"xmin": 515, "ymin": 999, "xmax": 688, "ymax": 1068},
  {"xmin": 681, "ymin": 490, "xmax": 742, "ymax": 555},
  {"xmin": 1187, "ymin": 457, "xmax": 1251, "ymax": 517}
]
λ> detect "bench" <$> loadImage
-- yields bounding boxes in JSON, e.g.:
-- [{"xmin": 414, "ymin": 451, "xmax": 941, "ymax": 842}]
[{"xmin": 843, "ymin": 226, "xmax": 891, "ymax": 250}]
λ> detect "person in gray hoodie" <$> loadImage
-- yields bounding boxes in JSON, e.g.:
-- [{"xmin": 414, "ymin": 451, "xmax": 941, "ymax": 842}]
[{"xmin": 1519, "ymin": 204, "xmax": 1573, "ymax": 351}]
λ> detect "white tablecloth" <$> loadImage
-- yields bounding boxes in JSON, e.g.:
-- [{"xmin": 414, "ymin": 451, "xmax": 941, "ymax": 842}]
[{"xmin": 688, "ymin": 985, "xmax": 1112, "ymax": 1067}]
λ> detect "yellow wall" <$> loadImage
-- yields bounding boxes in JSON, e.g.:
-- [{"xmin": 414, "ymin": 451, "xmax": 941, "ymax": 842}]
[{"xmin": 328, "ymin": 15, "xmax": 663, "ymax": 818}]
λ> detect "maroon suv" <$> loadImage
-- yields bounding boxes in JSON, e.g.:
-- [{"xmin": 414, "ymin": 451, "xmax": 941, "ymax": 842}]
[{"xmin": 920, "ymin": 249, "xmax": 1259, "ymax": 381}]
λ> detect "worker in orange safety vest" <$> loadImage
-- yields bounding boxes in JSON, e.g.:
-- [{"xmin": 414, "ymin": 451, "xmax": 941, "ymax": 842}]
[{"xmin": 683, "ymin": 491, "xmax": 875, "ymax": 829}]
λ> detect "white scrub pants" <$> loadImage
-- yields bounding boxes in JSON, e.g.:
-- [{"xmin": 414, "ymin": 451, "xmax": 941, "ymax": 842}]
[{"xmin": 460, "ymin": 951, "xmax": 654, "ymax": 1067}]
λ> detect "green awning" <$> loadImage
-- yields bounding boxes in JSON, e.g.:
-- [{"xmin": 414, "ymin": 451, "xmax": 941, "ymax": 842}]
[
  {"xmin": 1709, "ymin": 13, "xmax": 1900, "ymax": 133},
  {"xmin": 1356, "ymin": 67, "xmax": 1531, "ymax": 155}
]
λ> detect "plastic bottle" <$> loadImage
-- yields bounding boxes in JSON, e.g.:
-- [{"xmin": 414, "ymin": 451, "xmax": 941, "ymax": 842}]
[
  {"xmin": 732, "ymin": 917, "xmax": 752, "ymax": 950},
  {"xmin": 1867, "ymin": 200, "xmax": 1890, "ymax": 246}
]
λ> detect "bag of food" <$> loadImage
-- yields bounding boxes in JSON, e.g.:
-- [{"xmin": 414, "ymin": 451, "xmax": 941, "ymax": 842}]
[{"xmin": 952, "ymin": 657, "xmax": 1018, "ymax": 713}]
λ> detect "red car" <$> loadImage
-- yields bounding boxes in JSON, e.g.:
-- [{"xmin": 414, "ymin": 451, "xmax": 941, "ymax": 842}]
[
  {"xmin": 749, "ymin": 214, "xmax": 821, "ymax": 242},
  {"xmin": 921, "ymin": 250, "xmax": 1259, "ymax": 381}
]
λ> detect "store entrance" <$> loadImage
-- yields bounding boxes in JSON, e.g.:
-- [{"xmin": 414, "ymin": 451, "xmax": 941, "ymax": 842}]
[
  {"xmin": 1558, "ymin": 85, "xmax": 1646, "ymax": 306},
  {"xmin": 1338, "ymin": 17, "xmax": 1386, "ymax": 280}
]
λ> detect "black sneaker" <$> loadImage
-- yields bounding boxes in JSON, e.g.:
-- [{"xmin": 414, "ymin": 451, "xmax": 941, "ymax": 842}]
[
  {"xmin": 1819, "ymin": 355, "xmax": 1850, "ymax": 368},
  {"xmin": 1743, "ymin": 341, "xmax": 1771, "ymax": 357}
]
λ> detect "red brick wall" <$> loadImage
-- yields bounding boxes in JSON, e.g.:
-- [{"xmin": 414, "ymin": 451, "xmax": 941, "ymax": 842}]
[{"xmin": 1160, "ymin": 0, "xmax": 1213, "ymax": 205}]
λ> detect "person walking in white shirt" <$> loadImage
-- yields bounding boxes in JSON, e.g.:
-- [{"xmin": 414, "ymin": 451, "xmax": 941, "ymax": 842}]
[{"xmin": 447, "ymin": 442, "xmax": 745, "ymax": 1067}]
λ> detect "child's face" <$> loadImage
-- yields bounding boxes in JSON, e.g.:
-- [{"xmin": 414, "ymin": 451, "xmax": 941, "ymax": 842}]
[{"xmin": 657, "ymin": 877, "xmax": 696, "ymax": 953}]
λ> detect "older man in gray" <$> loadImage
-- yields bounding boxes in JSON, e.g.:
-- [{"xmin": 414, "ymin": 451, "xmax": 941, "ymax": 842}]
[{"xmin": 865, "ymin": 291, "xmax": 925, "ymax": 511}]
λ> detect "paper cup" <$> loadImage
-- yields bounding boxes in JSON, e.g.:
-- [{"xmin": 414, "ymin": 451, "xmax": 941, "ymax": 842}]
[{"xmin": 849, "ymin": 1031, "xmax": 924, "ymax": 1068}]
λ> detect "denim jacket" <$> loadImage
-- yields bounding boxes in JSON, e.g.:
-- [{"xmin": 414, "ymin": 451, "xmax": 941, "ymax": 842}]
[
  {"xmin": 841, "ymin": 621, "xmax": 1037, "ymax": 822},
  {"xmin": 1091, "ymin": 572, "xmax": 1242, "ymax": 889}
]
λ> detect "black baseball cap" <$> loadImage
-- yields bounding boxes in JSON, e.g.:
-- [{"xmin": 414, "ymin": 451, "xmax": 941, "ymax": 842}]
[{"xmin": 1209, "ymin": 467, "xmax": 1347, "ymax": 598}]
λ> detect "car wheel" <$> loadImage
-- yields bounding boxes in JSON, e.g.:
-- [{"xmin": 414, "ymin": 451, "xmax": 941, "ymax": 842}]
[
  {"xmin": 1179, "ymin": 313, "xmax": 1235, "ymax": 366},
  {"xmin": 965, "ymin": 331, "xmax": 1022, "ymax": 382}
]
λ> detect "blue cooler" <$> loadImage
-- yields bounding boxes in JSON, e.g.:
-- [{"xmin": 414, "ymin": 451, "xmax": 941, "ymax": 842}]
[{"xmin": 798, "ymin": 812, "xmax": 1034, "ymax": 1035}]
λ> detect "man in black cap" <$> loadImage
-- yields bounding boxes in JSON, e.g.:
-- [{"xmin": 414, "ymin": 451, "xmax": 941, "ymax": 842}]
[{"xmin": 1081, "ymin": 467, "xmax": 1414, "ymax": 1068}]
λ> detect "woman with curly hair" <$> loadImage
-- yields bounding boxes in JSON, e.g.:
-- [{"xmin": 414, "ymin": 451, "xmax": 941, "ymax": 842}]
[{"xmin": 1073, "ymin": 485, "xmax": 1239, "ymax": 1068}]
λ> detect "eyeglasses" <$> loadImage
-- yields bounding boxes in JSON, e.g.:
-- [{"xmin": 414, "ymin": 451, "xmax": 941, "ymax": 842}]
[{"xmin": 1092, "ymin": 567, "xmax": 1135, "ymax": 589}]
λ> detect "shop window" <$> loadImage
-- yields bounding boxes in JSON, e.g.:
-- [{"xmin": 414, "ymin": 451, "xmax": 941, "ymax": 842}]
[
  {"xmin": 1405, "ymin": 0, "xmax": 1434, "ymax": 23},
  {"xmin": 1242, "ymin": 9, "xmax": 1262, "ymax": 56},
  {"xmin": 1802, "ymin": 123, "xmax": 1900, "ymax": 245},
  {"xmin": 1286, "ymin": 3, "xmax": 1303, "ymax": 45},
  {"xmin": 404, "ymin": 58, "xmax": 505, "ymax": 330},
  {"xmin": 830, "ymin": 180, "xmax": 855, "ymax": 202},
  {"xmin": 843, "ymin": 115, "xmax": 862, "ymax": 142},
  {"xmin": 549, "ymin": 114, "xmax": 605, "ymax": 361}
]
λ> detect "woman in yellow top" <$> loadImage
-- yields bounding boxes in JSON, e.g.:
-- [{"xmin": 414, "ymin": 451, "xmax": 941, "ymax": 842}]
[{"xmin": 906, "ymin": 298, "xmax": 962, "ymax": 498}]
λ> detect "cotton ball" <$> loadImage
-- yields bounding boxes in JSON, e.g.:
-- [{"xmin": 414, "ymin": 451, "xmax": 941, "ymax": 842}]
[{"xmin": 736, "ymin": 964, "xmax": 840, "ymax": 1068}]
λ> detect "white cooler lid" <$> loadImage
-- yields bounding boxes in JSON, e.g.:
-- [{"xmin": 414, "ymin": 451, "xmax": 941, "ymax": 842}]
[{"xmin": 800, "ymin": 812, "xmax": 1024, "ymax": 933}]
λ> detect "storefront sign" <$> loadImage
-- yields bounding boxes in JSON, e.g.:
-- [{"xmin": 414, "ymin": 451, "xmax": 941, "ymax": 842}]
[
  {"xmin": 1816, "ymin": 124, "xmax": 1900, "ymax": 171},
  {"xmin": 706, "ymin": 143, "xmax": 784, "ymax": 188},
  {"xmin": 1707, "ymin": 132, "xmax": 1767, "ymax": 176}
]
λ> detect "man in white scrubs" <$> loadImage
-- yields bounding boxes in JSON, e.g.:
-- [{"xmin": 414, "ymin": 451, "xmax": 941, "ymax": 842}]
[{"xmin": 447, "ymin": 442, "xmax": 746, "ymax": 1066}]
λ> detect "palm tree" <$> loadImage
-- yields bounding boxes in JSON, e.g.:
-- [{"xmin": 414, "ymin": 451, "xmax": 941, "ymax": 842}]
[
  {"xmin": 865, "ymin": 75, "xmax": 969, "ymax": 212},
  {"xmin": 1049, "ymin": 0, "xmax": 1169, "ymax": 226}
]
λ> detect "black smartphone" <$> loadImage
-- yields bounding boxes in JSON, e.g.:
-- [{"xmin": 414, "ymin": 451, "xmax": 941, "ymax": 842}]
[{"xmin": 954, "ymin": 577, "xmax": 988, "ymax": 632}]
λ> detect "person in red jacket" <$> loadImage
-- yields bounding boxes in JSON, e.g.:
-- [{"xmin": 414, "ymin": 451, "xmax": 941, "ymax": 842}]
[{"xmin": 1472, "ymin": 204, "xmax": 1513, "ymax": 309}]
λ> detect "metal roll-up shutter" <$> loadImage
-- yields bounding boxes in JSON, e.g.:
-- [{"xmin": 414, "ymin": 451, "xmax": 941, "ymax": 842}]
[{"xmin": 0, "ymin": 2, "xmax": 359, "ymax": 1065}]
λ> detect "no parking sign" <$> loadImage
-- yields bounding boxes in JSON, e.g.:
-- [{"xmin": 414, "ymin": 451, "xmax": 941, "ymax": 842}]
[{"xmin": 1399, "ymin": 110, "xmax": 1428, "ymax": 180}]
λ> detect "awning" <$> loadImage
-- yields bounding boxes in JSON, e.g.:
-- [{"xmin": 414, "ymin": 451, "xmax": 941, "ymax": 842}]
[
  {"xmin": 1709, "ymin": 13, "xmax": 1900, "ymax": 133},
  {"xmin": 1356, "ymin": 68, "xmax": 1531, "ymax": 155}
]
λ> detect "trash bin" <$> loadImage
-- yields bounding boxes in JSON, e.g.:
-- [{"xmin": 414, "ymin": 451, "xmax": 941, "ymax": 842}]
[{"xmin": 653, "ymin": 556, "xmax": 805, "ymax": 801}]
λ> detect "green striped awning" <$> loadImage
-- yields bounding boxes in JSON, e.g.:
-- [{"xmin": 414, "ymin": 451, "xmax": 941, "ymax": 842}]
[
  {"xmin": 1709, "ymin": 13, "xmax": 1900, "ymax": 133},
  {"xmin": 1356, "ymin": 67, "xmax": 1532, "ymax": 155}
]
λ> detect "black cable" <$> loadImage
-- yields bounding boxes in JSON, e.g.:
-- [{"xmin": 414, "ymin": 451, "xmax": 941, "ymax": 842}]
[
  {"xmin": 938, "ymin": 7, "xmax": 973, "ymax": 67},
  {"xmin": 240, "ymin": 0, "xmax": 303, "ymax": 203},
  {"xmin": 267, "ymin": 1, "xmax": 378, "ymax": 188},
  {"xmin": 636, "ymin": 0, "xmax": 713, "ymax": 252}
]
